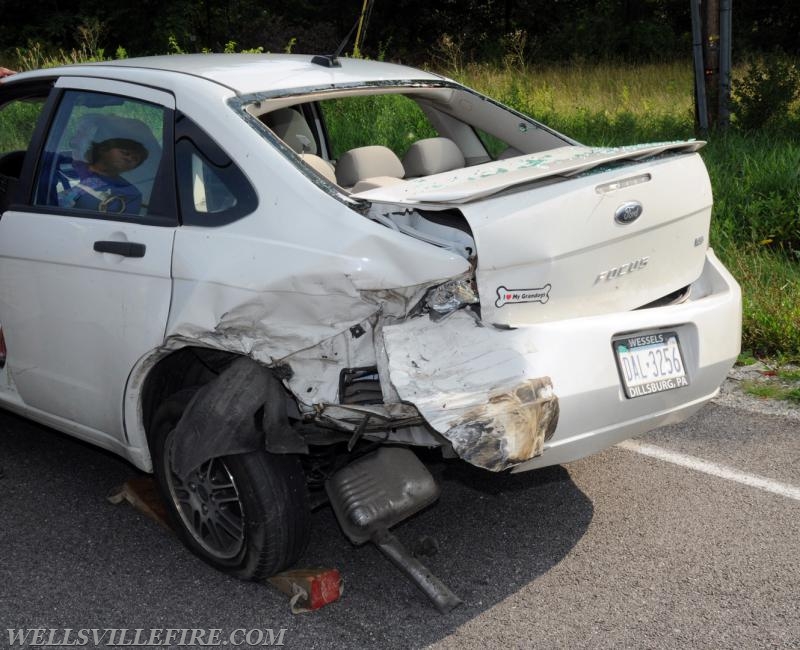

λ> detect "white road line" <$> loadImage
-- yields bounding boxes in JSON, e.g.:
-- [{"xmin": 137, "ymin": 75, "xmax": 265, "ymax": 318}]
[{"xmin": 617, "ymin": 439, "xmax": 800, "ymax": 502}]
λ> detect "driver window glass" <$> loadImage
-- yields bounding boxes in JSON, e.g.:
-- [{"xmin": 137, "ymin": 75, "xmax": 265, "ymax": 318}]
[{"xmin": 33, "ymin": 90, "xmax": 165, "ymax": 218}]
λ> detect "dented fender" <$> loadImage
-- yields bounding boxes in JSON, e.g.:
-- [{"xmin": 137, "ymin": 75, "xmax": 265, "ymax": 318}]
[{"xmin": 379, "ymin": 310, "xmax": 559, "ymax": 471}]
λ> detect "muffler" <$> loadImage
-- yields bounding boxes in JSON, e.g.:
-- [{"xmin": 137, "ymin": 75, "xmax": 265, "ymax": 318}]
[{"xmin": 326, "ymin": 447, "xmax": 462, "ymax": 613}]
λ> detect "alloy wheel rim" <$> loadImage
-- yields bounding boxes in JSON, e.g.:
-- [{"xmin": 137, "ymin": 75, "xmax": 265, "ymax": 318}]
[{"xmin": 165, "ymin": 433, "xmax": 246, "ymax": 560}]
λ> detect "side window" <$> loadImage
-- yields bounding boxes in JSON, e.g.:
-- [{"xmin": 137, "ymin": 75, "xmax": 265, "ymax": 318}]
[
  {"xmin": 0, "ymin": 88, "xmax": 49, "ymax": 211},
  {"xmin": 33, "ymin": 90, "xmax": 166, "ymax": 219},
  {"xmin": 175, "ymin": 114, "xmax": 257, "ymax": 226},
  {"xmin": 474, "ymin": 127, "xmax": 514, "ymax": 159}
]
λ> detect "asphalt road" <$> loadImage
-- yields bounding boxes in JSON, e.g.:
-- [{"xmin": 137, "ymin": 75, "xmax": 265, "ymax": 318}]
[{"xmin": 1, "ymin": 398, "xmax": 798, "ymax": 649}]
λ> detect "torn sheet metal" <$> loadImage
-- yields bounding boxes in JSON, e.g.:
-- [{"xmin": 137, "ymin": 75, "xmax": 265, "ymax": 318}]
[
  {"xmin": 165, "ymin": 273, "xmax": 441, "ymax": 407},
  {"xmin": 380, "ymin": 310, "xmax": 559, "ymax": 471},
  {"xmin": 280, "ymin": 317, "xmax": 380, "ymax": 409},
  {"xmin": 275, "ymin": 281, "xmax": 435, "ymax": 409},
  {"xmin": 167, "ymin": 274, "xmax": 382, "ymax": 367}
]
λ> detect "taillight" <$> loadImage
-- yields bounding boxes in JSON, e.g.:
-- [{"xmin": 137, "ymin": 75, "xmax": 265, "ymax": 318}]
[{"xmin": 0, "ymin": 327, "xmax": 6, "ymax": 369}]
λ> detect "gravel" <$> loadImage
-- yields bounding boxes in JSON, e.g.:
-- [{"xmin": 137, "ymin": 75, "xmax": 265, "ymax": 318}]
[{"xmin": 713, "ymin": 362, "xmax": 800, "ymax": 421}]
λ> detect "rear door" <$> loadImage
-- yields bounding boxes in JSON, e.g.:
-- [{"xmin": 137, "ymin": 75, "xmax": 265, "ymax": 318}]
[{"xmin": 0, "ymin": 77, "xmax": 177, "ymax": 441}]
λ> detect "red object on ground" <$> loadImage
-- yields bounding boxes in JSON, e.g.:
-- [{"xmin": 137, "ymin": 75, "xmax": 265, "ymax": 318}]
[
  {"xmin": 268, "ymin": 568, "xmax": 343, "ymax": 612},
  {"xmin": 307, "ymin": 569, "xmax": 342, "ymax": 609}
]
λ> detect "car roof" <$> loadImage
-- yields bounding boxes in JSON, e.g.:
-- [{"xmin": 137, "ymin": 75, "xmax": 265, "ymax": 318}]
[{"xmin": 5, "ymin": 54, "xmax": 447, "ymax": 96}]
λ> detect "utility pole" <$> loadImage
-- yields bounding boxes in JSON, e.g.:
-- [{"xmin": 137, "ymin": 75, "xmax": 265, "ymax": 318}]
[
  {"xmin": 690, "ymin": 0, "xmax": 709, "ymax": 134},
  {"xmin": 704, "ymin": 0, "xmax": 720, "ymax": 130},
  {"xmin": 690, "ymin": 0, "xmax": 732, "ymax": 134},
  {"xmin": 719, "ymin": 0, "xmax": 733, "ymax": 128}
]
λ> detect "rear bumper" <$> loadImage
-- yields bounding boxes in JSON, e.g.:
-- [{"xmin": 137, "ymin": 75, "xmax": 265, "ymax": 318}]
[{"xmin": 382, "ymin": 249, "xmax": 741, "ymax": 472}]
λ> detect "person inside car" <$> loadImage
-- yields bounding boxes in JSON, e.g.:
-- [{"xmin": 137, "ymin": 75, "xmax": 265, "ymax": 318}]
[{"xmin": 58, "ymin": 136, "xmax": 149, "ymax": 214}]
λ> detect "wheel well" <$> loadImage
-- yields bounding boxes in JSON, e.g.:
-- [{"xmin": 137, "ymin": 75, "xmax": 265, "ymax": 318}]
[{"xmin": 140, "ymin": 347, "xmax": 241, "ymax": 441}]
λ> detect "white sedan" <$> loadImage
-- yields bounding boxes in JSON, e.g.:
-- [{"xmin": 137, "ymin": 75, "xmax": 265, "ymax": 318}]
[{"xmin": 0, "ymin": 54, "xmax": 740, "ymax": 584}]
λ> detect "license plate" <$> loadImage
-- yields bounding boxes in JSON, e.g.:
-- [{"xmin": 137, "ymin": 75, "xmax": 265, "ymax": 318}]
[{"xmin": 613, "ymin": 331, "xmax": 689, "ymax": 398}]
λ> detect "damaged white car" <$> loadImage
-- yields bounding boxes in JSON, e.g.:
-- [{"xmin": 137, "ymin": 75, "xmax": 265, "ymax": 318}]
[{"xmin": 0, "ymin": 54, "xmax": 740, "ymax": 608}]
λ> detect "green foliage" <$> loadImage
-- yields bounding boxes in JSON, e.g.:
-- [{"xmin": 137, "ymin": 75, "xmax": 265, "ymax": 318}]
[
  {"xmin": 168, "ymin": 35, "xmax": 185, "ymax": 55},
  {"xmin": 737, "ymin": 351, "xmax": 759, "ymax": 366},
  {"xmin": 732, "ymin": 55, "xmax": 800, "ymax": 131},
  {"xmin": 376, "ymin": 38, "xmax": 392, "ymax": 63},
  {"xmin": 457, "ymin": 61, "xmax": 696, "ymax": 145},
  {"xmin": 431, "ymin": 34, "xmax": 465, "ymax": 77},
  {"xmin": 704, "ymin": 132, "xmax": 800, "ymax": 252},
  {"xmin": 320, "ymin": 95, "xmax": 436, "ymax": 159},
  {"xmin": 716, "ymin": 241, "xmax": 800, "ymax": 361},
  {"xmin": 742, "ymin": 379, "xmax": 800, "ymax": 403},
  {"xmin": 0, "ymin": 99, "xmax": 46, "ymax": 152},
  {"xmin": 449, "ymin": 61, "xmax": 800, "ymax": 359},
  {"xmin": 168, "ymin": 34, "xmax": 264, "ymax": 56},
  {"xmin": 2, "ymin": 1, "xmax": 800, "ymax": 66},
  {"xmin": 3, "ymin": 44, "xmax": 799, "ymax": 359},
  {"xmin": 778, "ymin": 368, "xmax": 800, "ymax": 381},
  {"xmin": 13, "ymin": 19, "xmax": 117, "ymax": 70}
]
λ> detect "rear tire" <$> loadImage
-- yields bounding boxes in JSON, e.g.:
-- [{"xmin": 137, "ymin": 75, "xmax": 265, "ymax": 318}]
[{"xmin": 150, "ymin": 389, "xmax": 310, "ymax": 579}]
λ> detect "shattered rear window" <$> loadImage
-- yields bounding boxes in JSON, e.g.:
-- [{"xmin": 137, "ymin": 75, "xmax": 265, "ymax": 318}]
[{"xmin": 320, "ymin": 95, "xmax": 437, "ymax": 159}]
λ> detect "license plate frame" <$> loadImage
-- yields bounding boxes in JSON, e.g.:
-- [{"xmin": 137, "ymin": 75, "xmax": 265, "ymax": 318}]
[{"xmin": 613, "ymin": 330, "xmax": 689, "ymax": 399}]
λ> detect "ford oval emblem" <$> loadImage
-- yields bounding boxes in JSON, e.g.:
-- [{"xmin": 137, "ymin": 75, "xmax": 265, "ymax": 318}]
[{"xmin": 615, "ymin": 201, "xmax": 643, "ymax": 225}]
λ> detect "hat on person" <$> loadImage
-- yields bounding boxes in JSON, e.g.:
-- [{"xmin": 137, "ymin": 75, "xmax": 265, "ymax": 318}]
[{"xmin": 70, "ymin": 114, "xmax": 158, "ymax": 163}]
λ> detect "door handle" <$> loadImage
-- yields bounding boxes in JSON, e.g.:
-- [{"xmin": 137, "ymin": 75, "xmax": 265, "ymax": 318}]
[{"xmin": 93, "ymin": 240, "xmax": 146, "ymax": 258}]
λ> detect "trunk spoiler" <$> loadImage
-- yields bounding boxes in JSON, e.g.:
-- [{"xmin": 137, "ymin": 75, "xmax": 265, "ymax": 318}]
[{"xmin": 353, "ymin": 141, "xmax": 704, "ymax": 205}]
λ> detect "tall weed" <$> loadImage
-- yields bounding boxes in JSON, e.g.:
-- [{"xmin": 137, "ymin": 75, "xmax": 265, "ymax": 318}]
[
  {"xmin": 389, "ymin": 61, "xmax": 800, "ymax": 358},
  {"xmin": 716, "ymin": 241, "xmax": 800, "ymax": 360}
]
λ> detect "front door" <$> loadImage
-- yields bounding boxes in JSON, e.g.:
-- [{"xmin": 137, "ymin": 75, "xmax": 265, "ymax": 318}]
[{"xmin": 0, "ymin": 79, "xmax": 177, "ymax": 441}]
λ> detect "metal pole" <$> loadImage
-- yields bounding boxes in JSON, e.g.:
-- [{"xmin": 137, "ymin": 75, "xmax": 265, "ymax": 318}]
[
  {"xmin": 690, "ymin": 0, "xmax": 709, "ymax": 134},
  {"xmin": 353, "ymin": 0, "xmax": 370, "ymax": 57},
  {"xmin": 719, "ymin": 0, "xmax": 733, "ymax": 129},
  {"xmin": 705, "ymin": 0, "xmax": 721, "ymax": 129}
]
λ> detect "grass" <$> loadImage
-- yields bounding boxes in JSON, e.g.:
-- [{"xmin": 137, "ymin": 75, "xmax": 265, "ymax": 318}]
[
  {"xmin": 778, "ymin": 368, "xmax": 800, "ymax": 381},
  {"xmin": 451, "ymin": 61, "xmax": 800, "ymax": 361},
  {"xmin": 457, "ymin": 61, "xmax": 696, "ymax": 144},
  {"xmin": 715, "ymin": 241, "xmax": 800, "ymax": 359},
  {"xmin": 742, "ymin": 380, "xmax": 800, "ymax": 404},
  {"xmin": 2, "ymin": 49, "xmax": 799, "ymax": 361}
]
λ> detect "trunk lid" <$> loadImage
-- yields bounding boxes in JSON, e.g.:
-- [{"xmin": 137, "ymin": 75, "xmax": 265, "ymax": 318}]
[{"xmin": 358, "ymin": 143, "xmax": 712, "ymax": 325}]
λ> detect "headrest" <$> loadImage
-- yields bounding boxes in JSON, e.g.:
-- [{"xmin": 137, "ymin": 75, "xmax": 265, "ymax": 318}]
[
  {"xmin": 402, "ymin": 137, "xmax": 465, "ymax": 177},
  {"xmin": 335, "ymin": 145, "xmax": 405, "ymax": 188},
  {"xmin": 300, "ymin": 153, "xmax": 336, "ymax": 184}
]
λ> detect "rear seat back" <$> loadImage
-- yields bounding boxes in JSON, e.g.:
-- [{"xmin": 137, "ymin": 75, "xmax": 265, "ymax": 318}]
[
  {"xmin": 300, "ymin": 153, "xmax": 337, "ymax": 184},
  {"xmin": 335, "ymin": 145, "xmax": 405, "ymax": 188},
  {"xmin": 402, "ymin": 137, "xmax": 465, "ymax": 177},
  {"xmin": 262, "ymin": 108, "xmax": 317, "ymax": 155}
]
